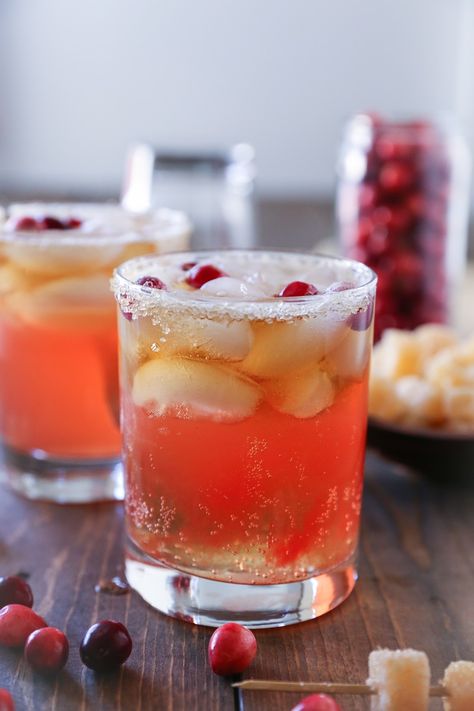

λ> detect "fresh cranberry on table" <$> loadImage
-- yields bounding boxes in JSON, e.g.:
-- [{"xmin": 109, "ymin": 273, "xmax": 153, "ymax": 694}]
[
  {"xmin": 25, "ymin": 627, "xmax": 69, "ymax": 674},
  {"xmin": 12, "ymin": 216, "xmax": 38, "ymax": 231},
  {"xmin": 290, "ymin": 693, "xmax": 342, "ymax": 711},
  {"xmin": 185, "ymin": 264, "xmax": 227, "ymax": 289},
  {"xmin": 0, "ymin": 605, "xmax": 46, "ymax": 648},
  {"xmin": 0, "ymin": 576, "xmax": 33, "ymax": 609},
  {"xmin": 135, "ymin": 275, "xmax": 167, "ymax": 290},
  {"xmin": 279, "ymin": 281, "xmax": 319, "ymax": 297},
  {"xmin": 0, "ymin": 689, "xmax": 15, "ymax": 711},
  {"xmin": 80, "ymin": 620, "xmax": 132, "ymax": 672},
  {"xmin": 208, "ymin": 622, "xmax": 257, "ymax": 676}
]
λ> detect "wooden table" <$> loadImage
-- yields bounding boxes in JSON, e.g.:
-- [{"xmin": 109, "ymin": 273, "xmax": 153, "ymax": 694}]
[
  {"xmin": 1, "ymin": 452, "xmax": 474, "ymax": 710},
  {"xmin": 1, "ymin": 200, "xmax": 474, "ymax": 709}
]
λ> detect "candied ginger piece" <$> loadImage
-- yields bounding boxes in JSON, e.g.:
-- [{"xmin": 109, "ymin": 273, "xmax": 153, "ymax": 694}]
[
  {"xmin": 369, "ymin": 375, "xmax": 405, "ymax": 421},
  {"xmin": 8, "ymin": 274, "xmax": 115, "ymax": 331},
  {"xmin": 265, "ymin": 367, "xmax": 335, "ymax": 418},
  {"xmin": 442, "ymin": 660, "xmax": 474, "ymax": 711},
  {"xmin": 442, "ymin": 387, "xmax": 474, "ymax": 430},
  {"xmin": 425, "ymin": 339, "xmax": 474, "ymax": 388},
  {"xmin": 414, "ymin": 324, "xmax": 458, "ymax": 358},
  {"xmin": 132, "ymin": 357, "xmax": 262, "ymax": 422},
  {"xmin": 394, "ymin": 376, "xmax": 444, "ymax": 426},
  {"xmin": 240, "ymin": 316, "xmax": 346, "ymax": 379},
  {"xmin": 367, "ymin": 648, "xmax": 430, "ymax": 711},
  {"xmin": 371, "ymin": 329, "xmax": 422, "ymax": 379}
]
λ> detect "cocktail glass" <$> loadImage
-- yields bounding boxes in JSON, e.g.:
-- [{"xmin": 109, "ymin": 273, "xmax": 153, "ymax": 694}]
[
  {"xmin": 113, "ymin": 250, "xmax": 376, "ymax": 627},
  {"xmin": 0, "ymin": 203, "xmax": 190, "ymax": 502}
]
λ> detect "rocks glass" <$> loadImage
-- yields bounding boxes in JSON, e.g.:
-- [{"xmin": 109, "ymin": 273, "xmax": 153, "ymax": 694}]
[
  {"xmin": 0, "ymin": 203, "xmax": 190, "ymax": 502},
  {"xmin": 113, "ymin": 250, "xmax": 376, "ymax": 627}
]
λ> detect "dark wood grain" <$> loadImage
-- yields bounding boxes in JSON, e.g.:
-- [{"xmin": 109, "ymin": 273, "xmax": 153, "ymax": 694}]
[{"xmin": 1, "ymin": 453, "xmax": 473, "ymax": 711}]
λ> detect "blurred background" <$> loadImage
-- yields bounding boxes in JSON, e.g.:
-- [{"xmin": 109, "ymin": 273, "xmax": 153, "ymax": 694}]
[{"xmin": 0, "ymin": 0, "xmax": 473, "ymax": 247}]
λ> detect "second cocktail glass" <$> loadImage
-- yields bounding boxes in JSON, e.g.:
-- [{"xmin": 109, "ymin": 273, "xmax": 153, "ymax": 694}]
[
  {"xmin": 0, "ymin": 203, "xmax": 190, "ymax": 502},
  {"xmin": 114, "ymin": 250, "xmax": 376, "ymax": 628}
]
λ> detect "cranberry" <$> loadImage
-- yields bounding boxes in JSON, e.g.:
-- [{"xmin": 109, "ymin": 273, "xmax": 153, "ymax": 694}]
[
  {"xmin": 25, "ymin": 627, "xmax": 69, "ymax": 674},
  {"xmin": 0, "ymin": 689, "xmax": 14, "ymax": 711},
  {"xmin": 379, "ymin": 161, "xmax": 413, "ymax": 193},
  {"xmin": 80, "ymin": 620, "xmax": 132, "ymax": 672},
  {"xmin": 358, "ymin": 184, "xmax": 377, "ymax": 210},
  {"xmin": 0, "ymin": 576, "xmax": 33, "ymax": 608},
  {"xmin": 181, "ymin": 261, "xmax": 197, "ymax": 271},
  {"xmin": 135, "ymin": 275, "xmax": 166, "ymax": 290},
  {"xmin": 208, "ymin": 623, "xmax": 257, "ymax": 676},
  {"xmin": 40, "ymin": 216, "xmax": 67, "ymax": 230},
  {"xmin": 279, "ymin": 281, "xmax": 319, "ymax": 297},
  {"xmin": 0, "ymin": 605, "xmax": 46, "ymax": 648},
  {"xmin": 186, "ymin": 264, "xmax": 227, "ymax": 289},
  {"xmin": 121, "ymin": 310, "xmax": 133, "ymax": 321},
  {"xmin": 13, "ymin": 216, "xmax": 38, "ymax": 231},
  {"xmin": 66, "ymin": 217, "xmax": 82, "ymax": 229},
  {"xmin": 290, "ymin": 693, "xmax": 341, "ymax": 711}
]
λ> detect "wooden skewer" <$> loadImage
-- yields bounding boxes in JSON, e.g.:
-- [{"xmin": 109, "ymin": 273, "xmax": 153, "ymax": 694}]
[{"xmin": 233, "ymin": 680, "xmax": 447, "ymax": 697}]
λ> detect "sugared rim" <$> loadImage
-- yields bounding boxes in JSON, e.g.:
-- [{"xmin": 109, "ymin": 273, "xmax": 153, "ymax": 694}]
[
  {"xmin": 0, "ymin": 203, "xmax": 191, "ymax": 245},
  {"xmin": 114, "ymin": 248, "xmax": 377, "ymax": 304}
]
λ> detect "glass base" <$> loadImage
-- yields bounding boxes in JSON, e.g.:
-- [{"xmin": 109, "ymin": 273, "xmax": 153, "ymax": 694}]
[
  {"xmin": 0, "ymin": 443, "xmax": 124, "ymax": 503},
  {"xmin": 125, "ymin": 539, "xmax": 357, "ymax": 628}
]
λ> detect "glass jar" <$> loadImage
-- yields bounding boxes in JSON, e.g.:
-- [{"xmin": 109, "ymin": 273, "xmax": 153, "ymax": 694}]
[{"xmin": 336, "ymin": 114, "xmax": 471, "ymax": 340}]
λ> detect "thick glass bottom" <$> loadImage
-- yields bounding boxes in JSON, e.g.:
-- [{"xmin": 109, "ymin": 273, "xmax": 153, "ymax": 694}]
[
  {"xmin": 0, "ymin": 443, "xmax": 124, "ymax": 503},
  {"xmin": 125, "ymin": 538, "xmax": 357, "ymax": 628}
]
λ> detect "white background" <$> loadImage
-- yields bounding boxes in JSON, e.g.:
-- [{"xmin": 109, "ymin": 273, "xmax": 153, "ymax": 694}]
[{"xmin": 0, "ymin": 0, "xmax": 473, "ymax": 198}]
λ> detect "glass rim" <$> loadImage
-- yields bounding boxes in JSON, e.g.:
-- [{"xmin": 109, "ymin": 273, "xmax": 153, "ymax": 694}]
[
  {"xmin": 0, "ymin": 203, "xmax": 191, "ymax": 246},
  {"xmin": 113, "ymin": 248, "xmax": 377, "ymax": 306}
]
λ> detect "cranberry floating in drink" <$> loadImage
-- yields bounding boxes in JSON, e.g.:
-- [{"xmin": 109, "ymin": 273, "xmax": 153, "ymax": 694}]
[
  {"xmin": 113, "ymin": 250, "xmax": 376, "ymax": 628},
  {"xmin": 337, "ymin": 114, "xmax": 471, "ymax": 340},
  {"xmin": 0, "ymin": 203, "xmax": 191, "ymax": 502}
]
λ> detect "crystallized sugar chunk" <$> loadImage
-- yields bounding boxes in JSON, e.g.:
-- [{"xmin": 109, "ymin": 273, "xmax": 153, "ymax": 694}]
[
  {"xmin": 442, "ymin": 660, "xmax": 474, "ymax": 711},
  {"xmin": 367, "ymin": 648, "xmax": 430, "ymax": 711},
  {"xmin": 132, "ymin": 357, "xmax": 262, "ymax": 422}
]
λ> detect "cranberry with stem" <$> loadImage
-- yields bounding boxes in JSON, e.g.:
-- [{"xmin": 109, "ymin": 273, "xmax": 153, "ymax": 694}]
[
  {"xmin": 135, "ymin": 275, "xmax": 166, "ymax": 290},
  {"xmin": 0, "ymin": 605, "xmax": 47, "ymax": 648},
  {"xmin": 25, "ymin": 627, "xmax": 69, "ymax": 674},
  {"xmin": 291, "ymin": 693, "xmax": 342, "ymax": 711},
  {"xmin": 80, "ymin": 620, "xmax": 132, "ymax": 672},
  {"xmin": 0, "ymin": 689, "xmax": 15, "ymax": 711},
  {"xmin": 208, "ymin": 623, "xmax": 257, "ymax": 676},
  {"xmin": 0, "ymin": 576, "xmax": 33, "ymax": 609},
  {"xmin": 279, "ymin": 281, "xmax": 319, "ymax": 297},
  {"xmin": 186, "ymin": 264, "xmax": 227, "ymax": 289}
]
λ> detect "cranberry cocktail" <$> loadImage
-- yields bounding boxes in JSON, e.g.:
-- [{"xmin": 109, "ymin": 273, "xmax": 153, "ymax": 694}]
[
  {"xmin": 0, "ymin": 203, "xmax": 190, "ymax": 502},
  {"xmin": 114, "ymin": 250, "xmax": 376, "ymax": 627}
]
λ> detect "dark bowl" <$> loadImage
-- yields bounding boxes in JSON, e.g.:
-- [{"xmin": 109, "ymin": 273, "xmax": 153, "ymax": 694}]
[{"xmin": 367, "ymin": 416, "xmax": 474, "ymax": 483}]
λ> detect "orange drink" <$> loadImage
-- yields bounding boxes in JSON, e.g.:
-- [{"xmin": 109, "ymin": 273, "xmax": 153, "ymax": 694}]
[
  {"xmin": 114, "ymin": 250, "xmax": 376, "ymax": 627},
  {"xmin": 0, "ymin": 203, "xmax": 190, "ymax": 501}
]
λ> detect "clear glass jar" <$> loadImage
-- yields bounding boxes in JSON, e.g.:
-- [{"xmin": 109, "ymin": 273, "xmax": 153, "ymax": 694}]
[{"xmin": 336, "ymin": 114, "xmax": 471, "ymax": 340}]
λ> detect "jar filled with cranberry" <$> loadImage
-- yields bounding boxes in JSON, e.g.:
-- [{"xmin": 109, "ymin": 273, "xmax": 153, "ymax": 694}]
[{"xmin": 336, "ymin": 114, "xmax": 471, "ymax": 340}]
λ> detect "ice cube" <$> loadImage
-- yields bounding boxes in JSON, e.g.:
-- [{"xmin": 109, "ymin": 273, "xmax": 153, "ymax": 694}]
[
  {"xmin": 442, "ymin": 660, "xmax": 474, "ymax": 711},
  {"xmin": 0, "ymin": 264, "xmax": 38, "ymax": 296},
  {"xmin": 132, "ymin": 357, "xmax": 262, "ymax": 421},
  {"xmin": 326, "ymin": 325, "xmax": 371, "ymax": 381},
  {"xmin": 240, "ymin": 316, "xmax": 346, "ymax": 379},
  {"xmin": 367, "ymin": 648, "xmax": 430, "ymax": 711},
  {"xmin": 265, "ymin": 367, "xmax": 335, "ymax": 418},
  {"xmin": 5, "ymin": 241, "xmax": 123, "ymax": 276},
  {"xmin": 8, "ymin": 274, "xmax": 115, "ymax": 331},
  {"xmin": 200, "ymin": 276, "xmax": 265, "ymax": 298},
  {"xmin": 139, "ymin": 315, "xmax": 254, "ymax": 362}
]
